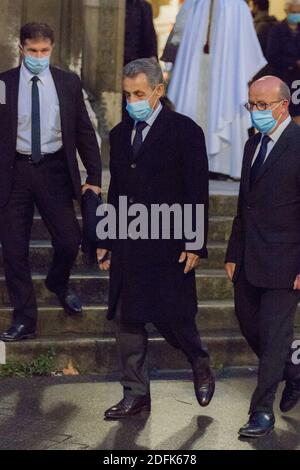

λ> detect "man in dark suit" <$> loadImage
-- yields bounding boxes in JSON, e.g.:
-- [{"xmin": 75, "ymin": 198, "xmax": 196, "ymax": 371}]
[
  {"xmin": 225, "ymin": 75, "xmax": 300, "ymax": 437},
  {"xmin": 124, "ymin": 0, "xmax": 158, "ymax": 65},
  {"xmin": 0, "ymin": 23, "xmax": 102, "ymax": 341},
  {"xmin": 97, "ymin": 58, "xmax": 214, "ymax": 419}
]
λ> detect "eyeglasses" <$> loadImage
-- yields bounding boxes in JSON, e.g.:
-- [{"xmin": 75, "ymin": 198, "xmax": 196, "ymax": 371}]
[{"xmin": 244, "ymin": 100, "xmax": 283, "ymax": 112}]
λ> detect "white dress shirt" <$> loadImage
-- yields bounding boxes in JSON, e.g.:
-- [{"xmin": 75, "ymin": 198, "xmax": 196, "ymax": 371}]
[
  {"xmin": 251, "ymin": 115, "xmax": 292, "ymax": 166},
  {"xmin": 131, "ymin": 101, "xmax": 163, "ymax": 144},
  {"xmin": 17, "ymin": 62, "xmax": 63, "ymax": 155}
]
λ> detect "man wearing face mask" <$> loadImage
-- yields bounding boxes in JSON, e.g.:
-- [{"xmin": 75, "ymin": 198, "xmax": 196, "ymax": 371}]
[
  {"xmin": 97, "ymin": 58, "xmax": 214, "ymax": 419},
  {"xmin": 267, "ymin": 0, "xmax": 300, "ymax": 124},
  {"xmin": 0, "ymin": 23, "xmax": 102, "ymax": 341},
  {"xmin": 225, "ymin": 76, "xmax": 300, "ymax": 438}
]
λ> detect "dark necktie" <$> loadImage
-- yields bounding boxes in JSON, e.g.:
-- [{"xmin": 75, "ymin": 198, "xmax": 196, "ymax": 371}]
[
  {"xmin": 132, "ymin": 121, "xmax": 148, "ymax": 158},
  {"xmin": 250, "ymin": 135, "xmax": 271, "ymax": 188},
  {"xmin": 31, "ymin": 76, "xmax": 42, "ymax": 163}
]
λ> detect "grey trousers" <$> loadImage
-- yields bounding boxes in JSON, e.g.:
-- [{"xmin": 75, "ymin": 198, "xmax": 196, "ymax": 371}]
[{"xmin": 114, "ymin": 297, "xmax": 209, "ymax": 397}]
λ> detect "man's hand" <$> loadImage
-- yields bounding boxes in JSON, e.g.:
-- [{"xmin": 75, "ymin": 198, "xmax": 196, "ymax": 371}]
[
  {"xmin": 97, "ymin": 248, "xmax": 110, "ymax": 271},
  {"xmin": 225, "ymin": 262, "xmax": 236, "ymax": 281},
  {"xmin": 82, "ymin": 184, "xmax": 102, "ymax": 196},
  {"xmin": 293, "ymin": 274, "xmax": 300, "ymax": 290},
  {"xmin": 179, "ymin": 251, "xmax": 200, "ymax": 274}
]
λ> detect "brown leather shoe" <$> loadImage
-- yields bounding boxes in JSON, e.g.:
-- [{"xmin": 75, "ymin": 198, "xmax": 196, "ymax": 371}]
[
  {"xmin": 104, "ymin": 395, "xmax": 151, "ymax": 420},
  {"xmin": 192, "ymin": 357, "xmax": 215, "ymax": 407}
]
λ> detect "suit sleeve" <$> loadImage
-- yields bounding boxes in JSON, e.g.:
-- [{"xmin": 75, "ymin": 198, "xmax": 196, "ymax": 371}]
[
  {"xmin": 96, "ymin": 131, "xmax": 119, "ymax": 251},
  {"xmin": 224, "ymin": 147, "xmax": 248, "ymax": 264},
  {"xmin": 141, "ymin": 2, "xmax": 158, "ymax": 59},
  {"xmin": 267, "ymin": 25, "xmax": 298, "ymax": 70},
  {"xmin": 74, "ymin": 75, "xmax": 102, "ymax": 187},
  {"xmin": 179, "ymin": 120, "xmax": 209, "ymax": 258}
]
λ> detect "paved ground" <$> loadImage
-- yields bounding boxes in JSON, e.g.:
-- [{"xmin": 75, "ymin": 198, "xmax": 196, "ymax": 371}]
[{"xmin": 0, "ymin": 369, "xmax": 299, "ymax": 450}]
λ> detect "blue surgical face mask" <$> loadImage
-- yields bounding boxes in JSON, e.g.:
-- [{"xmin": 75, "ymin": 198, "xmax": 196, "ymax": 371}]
[
  {"xmin": 250, "ymin": 102, "xmax": 282, "ymax": 134},
  {"xmin": 24, "ymin": 55, "xmax": 50, "ymax": 75},
  {"xmin": 126, "ymin": 87, "xmax": 158, "ymax": 122},
  {"xmin": 287, "ymin": 13, "xmax": 300, "ymax": 24}
]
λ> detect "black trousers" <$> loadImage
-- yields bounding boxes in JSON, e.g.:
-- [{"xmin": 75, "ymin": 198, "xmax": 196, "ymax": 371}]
[
  {"xmin": 0, "ymin": 151, "xmax": 81, "ymax": 328},
  {"xmin": 234, "ymin": 266, "xmax": 300, "ymax": 414},
  {"xmin": 115, "ymin": 297, "xmax": 209, "ymax": 397}
]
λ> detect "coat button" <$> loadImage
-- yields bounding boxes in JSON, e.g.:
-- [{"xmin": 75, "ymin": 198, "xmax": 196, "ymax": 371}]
[
  {"xmin": 129, "ymin": 197, "xmax": 135, "ymax": 204},
  {"xmin": 131, "ymin": 163, "xmax": 136, "ymax": 169}
]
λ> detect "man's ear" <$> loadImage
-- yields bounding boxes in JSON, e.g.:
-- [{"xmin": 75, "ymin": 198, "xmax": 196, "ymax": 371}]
[{"xmin": 157, "ymin": 83, "xmax": 165, "ymax": 97}]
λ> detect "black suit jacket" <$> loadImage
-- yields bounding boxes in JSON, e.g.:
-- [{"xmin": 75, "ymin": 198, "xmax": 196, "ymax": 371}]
[
  {"xmin": 225, "ymin": 121, "xmax": 300, "ymax": 289},
  {"xmin": 124, "ymin": 0, "xmax": 158, "ymax": 65},
  {"xmin": 0, "ymin": 65, "xmax": 102, "ymax": 207},
  {"xmin": 99, "ymin": 105, "xmax": 209, "ymax": 323}
]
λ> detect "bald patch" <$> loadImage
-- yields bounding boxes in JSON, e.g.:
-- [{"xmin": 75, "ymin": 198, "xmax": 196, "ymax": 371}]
[{"xmin": 250, "ymin": 76, "xmax": 291, "ymax": 102}]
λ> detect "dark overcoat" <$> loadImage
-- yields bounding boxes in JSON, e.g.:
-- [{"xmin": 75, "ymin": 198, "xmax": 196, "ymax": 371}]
[{"xmin": 99, "ymin": 105, "xmax": 209, "ymax": 323}]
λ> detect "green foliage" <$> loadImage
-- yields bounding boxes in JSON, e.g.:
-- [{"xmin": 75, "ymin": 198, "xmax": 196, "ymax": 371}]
[{"xmin": 0, "ymin": 349, "xmax": 56, "ymax": 378}]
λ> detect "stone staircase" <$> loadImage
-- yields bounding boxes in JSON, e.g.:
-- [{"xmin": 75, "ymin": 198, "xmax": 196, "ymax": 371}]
[{"xmin": 1, "ymin": 190, "xmax": 298, "ymax": 375}]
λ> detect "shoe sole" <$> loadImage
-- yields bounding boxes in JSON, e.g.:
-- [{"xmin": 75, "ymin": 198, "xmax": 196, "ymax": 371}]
[
  {"xmin": 104, "ymin": 406, "xmax": 151, "ymax": 420},
  {"xmin": 238, "ymin": 426, "xmax": 274, "ymax": 439},
  {"xmin": 0, "ymin": 333, "xmax": 36, "ymax": 342},
  {"xmin": 60, "ymin": 302, "xmax": 83, "ymax": 316}
]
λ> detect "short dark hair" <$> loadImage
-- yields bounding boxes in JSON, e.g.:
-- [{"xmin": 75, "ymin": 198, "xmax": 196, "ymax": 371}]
[
  {"xmin": 123, "ymin": 58, "xmax": 163, "ymax": 88},
  {"xmin": 20, "ymin": 23, "xmax": 55, "ymax": 46},
  {"xmin": 252, "ymin": 0, "xmax": 270, "ymax": 10}
]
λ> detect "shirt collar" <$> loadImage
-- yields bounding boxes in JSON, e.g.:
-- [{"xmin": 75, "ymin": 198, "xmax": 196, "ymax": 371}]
[
  {"xmin": 266, "ymin": 115, "xmax": 292, "ymax": 143},
  {"xmin": 134, "ymin": 101, "xmax": 163, "ymax": 128},
  {"xmin": 20, "ymin": 60, "xmax": 51, "ymax": 86}
]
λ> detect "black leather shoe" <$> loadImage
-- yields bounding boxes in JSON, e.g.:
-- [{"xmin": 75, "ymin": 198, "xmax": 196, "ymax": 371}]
[
  {"xmin": 0, "ymin": 324, "xmax": 36, "ymax": 342},
  {"xmin": 238, "ymin": 412, "xmax": 275, "ymax": 438},
  {"xmin": 192, "ymin": 357, "xmax": 215, "ymax": 407},
  {"xmin": 280, "ymin": 378, "xmax": 300, "ymax": 413},
  {"xmin": 104, "ymin": 396, "xmax": 151, "ymax": 420},
  {"xmin": 58, "ymin": 291, "xmax": 83, "ymax": 316},
  {"xmin": 45, "ymin": 280, "xmax": 82, "ymax": 316}
]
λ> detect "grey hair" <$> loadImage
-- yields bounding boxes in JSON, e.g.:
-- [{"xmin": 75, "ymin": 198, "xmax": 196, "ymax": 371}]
[
  {"xmin": 123, "ymin": 58, "xmax": 163, "ymax": 88},
  {"xmin": 279, "ymin": 81, "xmax": 291, "ymax": 103}
]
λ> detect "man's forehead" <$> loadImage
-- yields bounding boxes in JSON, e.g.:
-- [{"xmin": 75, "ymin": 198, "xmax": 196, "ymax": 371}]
[
  {"xmin": 249, "ymin": 84, "xmax": 279, "ymax": 99},
  {"xmin": 23, "ymin": 38, "xmax": 52, "ymax": 48},
  {"xmin": 123, "ymin": 73, "xmax": 150, "ymax": 89}
]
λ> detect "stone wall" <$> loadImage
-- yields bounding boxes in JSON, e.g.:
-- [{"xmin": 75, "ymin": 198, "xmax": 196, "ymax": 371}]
[
  {"xmin": 82, "ymin": 0, "xmax": 125, "ymax": 131},
  {"xmin": 0, "ymin": 0, "xmax": 126, "ymax": 162}
]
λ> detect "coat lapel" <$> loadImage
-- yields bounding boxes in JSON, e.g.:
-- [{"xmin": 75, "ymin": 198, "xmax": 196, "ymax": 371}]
[
  {"xmin": 50, "ymin": 67, "xmax": 68, "ymax": 147},
  {"xmin": 251, "ymin": 121, "xmax": 295, "ymax": 188},
  {"xmin": 243, "ymin": 133, "xmax": 261, "ymax": 194},
  {"xmin": 10, "ymin": 66, "xmax": 21, "ymax": 150},
  {"xmin": 121, "ymin": 115, "xmax": 135, "ymax": 161},
  {"xmin": 131, "ymin": 106, "xmax": 172, "ymax": 162}
]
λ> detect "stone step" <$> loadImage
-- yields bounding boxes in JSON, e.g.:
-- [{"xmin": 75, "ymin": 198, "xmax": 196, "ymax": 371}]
[
  {"xmin": 0, "ymin": 241, "xmax": 228, "ymax": 270},
  {"xmin": 1, "ymin": 300, "xmax": 300, "ymax": 337},
  {"xmin": 34, "ymin": 194, "xmax": 238, "ymax": 217},
  {"xmin": 1, "ymin": 332, "xmax": 257, "ymax": 373},
  {"xmin": 0, "ymin": 270, "xmax": 234, "ymax": 305},
  {"xmin": 29, "ymin": 215, "xmax": 234, "ymax": 242},
  {"xmin": 0, "ymin": 301, "xmax": 240, "ymax": 336}
]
